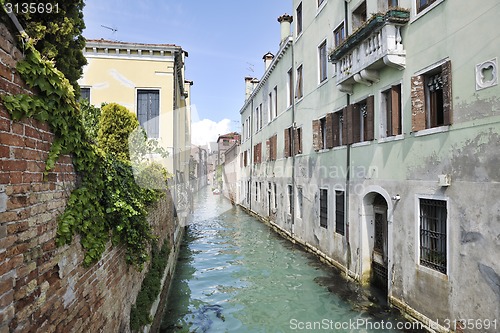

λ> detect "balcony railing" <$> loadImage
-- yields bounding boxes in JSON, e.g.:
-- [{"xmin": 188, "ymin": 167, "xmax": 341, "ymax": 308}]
[{"xmin": 329, "ymin": 9, "xmax": 410, "ymax": 93}]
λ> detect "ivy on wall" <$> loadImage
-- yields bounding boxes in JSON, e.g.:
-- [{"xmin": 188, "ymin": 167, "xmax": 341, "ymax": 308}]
[{"xmin": 1, "ymin": 38, "xmax": 166, "ymax": 269}]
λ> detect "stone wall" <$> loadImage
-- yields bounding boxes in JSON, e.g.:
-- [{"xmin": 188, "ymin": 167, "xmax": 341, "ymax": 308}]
[{"xmin": 0, "ymin": 21, "xmax": 179, "ymax": 333}]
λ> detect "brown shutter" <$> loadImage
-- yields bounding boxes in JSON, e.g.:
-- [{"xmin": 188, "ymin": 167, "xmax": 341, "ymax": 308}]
[
  {"xmin": 258, "ymin": 143, "xmax": 262, "ymax": 164},
  {"xmin": 333, "ymin": 112, "xmax": 340, "ymax": 147},
  {"xmin": 266, "ymin": 139, "xmax": 271, "ymax": 161},
  {"xmin": 441, "ymin": 60, "xmax": 452, "ymax": 125},
  {"xmin": 391, "ymin": 85, "xmax": 401, "ymax": 135},
  {"xmin": 325, "ymin": 113, "xmax": 334, "ymax": 148},
  {"xmin": 365, "ymin": 95, "xmax": 374, "ymax": 141},
  {"xmin": 345, "ymin": 104, "xmax": 357, "ymax": 144},
  {"xmin": 294, "ymin": 127, "xmax": 302, "ymax": 155},
  {"xmin": 271, "ymin": 134, "xmax": 278, "ymax": 161},
  {"xmin": 411, "ymin": 74, "xmax": 426, "ymax": 132},
  {"xmin": 342, "ymin": 107, "xmax": 348, "ymax": 145},
  {"xmin": 312, "ymin": 119, "xmax": 321, "ymax": 151},
  {"xmin": 284, "ymin": 128, "xmax": 290, "ymax": 158},
  {"xmin": 253, "ymin": 145, "xmax": 257, "ymax": 164}
]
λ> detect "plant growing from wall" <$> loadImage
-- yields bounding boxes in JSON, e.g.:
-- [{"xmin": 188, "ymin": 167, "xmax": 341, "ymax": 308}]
[
  {"xmin": 130, "ymin": 239, "xmax": 170, "ymax": 331},
  {"xmin": 5, "ymin": 0, "xmax": 87, "ymax": 96},
  {"xmin": 79, "ymin": 99, "xmax": 101, "ymax": 141},
  {"xmin": 0, "ymin": 35, "xmax": 166, "ymax": 268}
]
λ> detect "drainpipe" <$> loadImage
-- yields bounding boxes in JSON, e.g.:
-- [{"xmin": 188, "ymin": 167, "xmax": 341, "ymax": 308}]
[
  {"xmin": 344, "ymin": 0, "xmax": 353, "ymax": 277},
  {"xmin": 290, "ymin": 40, "xmax": 296, "ymax": 236},
  {"xmin": 249, "ymin": 98, "xmax": 254, "ymax": 212}
]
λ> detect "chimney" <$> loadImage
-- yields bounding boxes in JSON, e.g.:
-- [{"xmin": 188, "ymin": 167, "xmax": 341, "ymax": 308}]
[
  {"xmin": 277, "ymin": 14, "xmax": 293, "ymax": 45},
  {"xmin": 263, "ymin": 52, "xmax": 275, "ymax": 71},
  {"xmin": 245, "ymin": 76, "xmax": 254, "ymax": 100}
]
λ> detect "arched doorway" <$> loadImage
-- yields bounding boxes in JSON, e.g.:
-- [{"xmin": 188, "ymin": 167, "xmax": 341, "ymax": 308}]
[
  {"xmin": 360, "ymin": 188, "xmax": 393, "ymax": 294},
  {"xmin": 371, "ymin": 194, "xmax": 388, "ymax": 291}
]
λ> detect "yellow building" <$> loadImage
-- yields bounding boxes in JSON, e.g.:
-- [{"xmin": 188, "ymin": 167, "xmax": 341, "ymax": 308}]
[{"xmin": 78, "ymin": 39, "xmax": 192, "ymax": 210}]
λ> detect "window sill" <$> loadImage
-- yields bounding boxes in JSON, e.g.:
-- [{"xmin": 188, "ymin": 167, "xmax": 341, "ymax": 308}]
[
  {"xmin": 416, "ymin": 263, "xmax": 448, "ymax": 281},
  {"xmin": 351, "ymin": 141, "xmax": 372, "ymax": 148},
  {"xmin": 295, "ymin": 96, "xmax": 304, "ymax": 104},
  {"xmin": 410, "ymin": 0, "xmax": 446, "ymax": 24},
  {"xmin": 332, "ymin": 145, "xmax": 346, "ymax": 151},
  {"xmin": 317, "ymin": 78, "xmax": 328, "ymax": 88},
  {"xmin": 378, "ymin": 134, "xmax": 404, "ymax": 143},
  {"xmin": 413, "ymin": 125, "xmax": 450, "ymax": 137},
  {"xmin": 295, "ymin": 32, "xmax": 303, "ymax": 42}
]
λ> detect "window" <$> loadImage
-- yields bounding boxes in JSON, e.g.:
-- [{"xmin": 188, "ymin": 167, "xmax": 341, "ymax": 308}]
[
  {"xmin": 287, "ymin": 69, "xmax": 293, "ymax": 107},
  {"xmin": 288, "ymin": 185, "xmax": 294, "ymax": 215},
  {"xmin": 259, "ymin": 182, "xmax": 262, "ymax": 202},
  {"xmin": 313, "ymin": 114, "xmax": 334, "ymax": 151},
  {"xmin": 273, "ymin": 86, "xmax": 278, "ymax": 118},
  {"xmin": 274, "ymin": 183, "xmax": 278, "ymax": 209},
  {"xmin": 284, "ymin": 126, "xmax": 302, "ymax": 157},
  {"xmin": 80, "ymin": 87, "xmax": 90, "ymax": 101},
  {"xmin": 297, "ymin": 187, "xmax": 303, "ymax": 218},
  {"xmin": 411, "ymin": 60, "xmax": 452, "ymax": 131},
  {"xmin": 388, "ymin": 0, "xmax": 398, "ymax": 8},
  {"xmin": 268, "ymin": 92, "xmax": 273, "ymax": 122},
  {"xmin": 296, "ymin": 3, "xmax": 303, "ymax": 35},
  {"xmin": 255, "ymin": 182, "xmax": 258, "ymax": 202},
  {"xmin": 345, "ymin": 96, "xmax": 374, "ymax": 144},
  {"xmin": 333, "ymin": 110, "xmax": 344, "ymax": 147},
  {"xmin": 417, "ymin": 0, "xmax": 436, "ymax": 13},
  {"xmin": 223, "ymin": 139, "xmax": 229, "ymax": 146},
  {"xmin": 333, "ymin": 23, "xmax": 345, "ymax": 47},
  {"xmin": 296, "ymin": 65, "xmax": 303, "ymax": 99},
  {"xmin": 267, "ymin": 134, "xmax": 277, "ymax": 161},
  {"xmin": 419, "ymin": 198, "xmax": 447, "ymax": 274},
  {"xmin": 253, "ymin": 143, "xmax": 262, "ymax": 164},
  {"xmin": 319, "ymin": 189, "xmax": 328, "ymax": 228},
  {"xmin": 352, "ymin": 1, "xmax": 367, "ymax": 31},
  {"xmin": 243, "ymin": 150, "xmax": 248, "ymax": 167},
  {"xmin": 137, "ymin": 89, "xmax": 159, "ymax": 138},
  {"xmin": 259, "ymin": 103, "xmax": 263, "ymax": 129},
  {"xmin": 335, "ymin": 191, "xmax": 345, "ymax": 235},
  {"xmin": 318, "ymin": 40, "xmax": 328, "ymax": 83},
  {"xmin": 381, "ymin": 84, "xmax": 402, "ymax": 137},
  {"xmin": 254, "ymin": 106, "xmax": 259, "ymax": 133}
]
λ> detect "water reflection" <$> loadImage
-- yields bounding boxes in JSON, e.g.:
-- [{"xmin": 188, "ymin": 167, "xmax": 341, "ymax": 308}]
[{"xmin": 161, "ymin": 188, "xmax": 422, "ymax": 333}]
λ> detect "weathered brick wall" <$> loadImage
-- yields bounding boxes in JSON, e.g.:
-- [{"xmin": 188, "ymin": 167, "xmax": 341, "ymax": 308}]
[{"xmin": 0, "ymin": 21, "xmax": 177, "ymax": 333}]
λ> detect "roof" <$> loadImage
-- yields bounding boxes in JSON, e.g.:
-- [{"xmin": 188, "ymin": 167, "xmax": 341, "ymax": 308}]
[
  {"xmin": 85, "ymin": 38, "xmax": 187, "ymax": 55},
  {"xmin": 216, "ymin": 132, "xmax": 240, "ymax": 143}
]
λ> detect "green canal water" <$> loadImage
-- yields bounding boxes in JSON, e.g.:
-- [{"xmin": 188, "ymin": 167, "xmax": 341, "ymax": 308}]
[{"xmin": 161, "ymin": 188, "xmax": 422, "ymax": 333}]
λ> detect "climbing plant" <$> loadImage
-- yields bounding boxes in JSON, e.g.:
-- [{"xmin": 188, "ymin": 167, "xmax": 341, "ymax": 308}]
[{"xmin": 1, "ymin": 37, "xmax": 166, "ymax": 269}]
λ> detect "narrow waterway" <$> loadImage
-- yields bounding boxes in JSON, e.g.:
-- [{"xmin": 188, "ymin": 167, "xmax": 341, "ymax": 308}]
[{"xmin": 161, "ymin": 187, "xmax": 420, "ymax": 333}]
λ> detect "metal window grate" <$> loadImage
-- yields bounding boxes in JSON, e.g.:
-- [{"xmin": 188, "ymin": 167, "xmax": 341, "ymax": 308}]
[
  {"xmin": 420, "ymin": 199, "xmax": 447, "ymax": 274},
  {"xmin": 320, "ymin": 189, "xmax": 328, "ymax": 228},
  {"xmin": 335, "ymin": 191, "xmax": 345, "ymax": 235}
]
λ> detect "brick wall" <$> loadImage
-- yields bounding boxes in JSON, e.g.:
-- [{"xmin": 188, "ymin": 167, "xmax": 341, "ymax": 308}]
[{"xmin": 0, "ymin": 22, "xmax": 178, "ymax": 333}]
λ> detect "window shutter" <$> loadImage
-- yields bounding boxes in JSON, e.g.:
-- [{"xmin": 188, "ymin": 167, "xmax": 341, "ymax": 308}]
[
  {"xmin": 272, "ymin": 135, "xmax": 277, "ymax": 160},
  {"xmin": 284, "ymin": 128, "xmax": 290, "ymax": 158},
  {"xmin": 365, "ymin": 95, "xmax": 374, "ymax": 141},
  {"xmin": 345, "ymin": 104, "xmax": 357, "ymax": 144},
  {"xmin": 411, "ymin": 74, "xmax": 426, "ymax": 132},
  {"xmin": 441, "ymin": 60, "xmax": 452, "ymax": 125},
  {"xmin": 325, "ymin": 113, "xmax": 334, "ymax": 148},
  {"xmin": 294, "ymin": 128, "xmax": 301, "ymax": 155},
  {"xmin": 312, "ymin": 119, "xmax": 321, "ymax": 151},
  {"xmin": 266, "ymin": 139, "xmax": 271, "ymax": 161},
  {"xmin": 391, "ymin": 85, "xmax": 401, "ymax": 135},
  {"xmin": 258, "ymin": 143, "xmax": 262, "ymax": 164},
  {"xmin": 342, "ymin": 107, "xmax": 348, "ymax": 145},
  {"xmin": 333, "ymin": 112, "xmax": 340, "ymax": 147}
]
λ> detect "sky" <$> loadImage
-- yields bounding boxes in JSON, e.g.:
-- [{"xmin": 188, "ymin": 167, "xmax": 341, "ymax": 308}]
[{"xmin": 82, "ymin": 0, "xmax": 291, "ymax": 146}]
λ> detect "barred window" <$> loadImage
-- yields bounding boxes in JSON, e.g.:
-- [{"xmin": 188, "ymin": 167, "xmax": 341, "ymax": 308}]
[
  {"xmin": 419, "ymin": 199, "xmax": 447, "ymax": 274},
  {"xmin": 335, "ymin": 191, "xmax": 345, "ymax": 235},
  {"xmin": 320, "ymin": 189, "xmax": 328, "ymax": 228}
]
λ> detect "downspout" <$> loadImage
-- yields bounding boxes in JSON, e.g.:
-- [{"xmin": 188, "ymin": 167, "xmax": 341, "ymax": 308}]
[
  {"xmin": 344, "ymin": 0, "xmax": 353, "ymax": 277},
  {"xmin": 290, "ymin": 40, "xmax": 296, "ymax": 235},
  {"xmin": 249, "ymin": 98, "xmax": 254, "ymax": 212}
]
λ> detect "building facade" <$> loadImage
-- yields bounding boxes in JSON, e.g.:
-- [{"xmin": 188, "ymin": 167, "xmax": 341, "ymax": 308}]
[
  {"xmin": 78, "ymin": 39, "xmax": 193, "ymax": 214},
  {"xmin": 238, "ymin": 0, "xmax": 500, "ymax": 331}
]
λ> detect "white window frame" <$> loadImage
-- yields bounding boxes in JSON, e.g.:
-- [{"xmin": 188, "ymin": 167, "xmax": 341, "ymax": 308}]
[
  {"xmin": 411, "ymin": 0, "xmax": 445, "ymax": 23},
  {"xmin": 318, "ymin": 39, "xmax": 328, "ymax": 85},
  {"xmin": 414, "ymin": 194, "xmax": 450, "ymax": 278},
  {"xmin": 378, "ymin": 81, "xmax": 404, "ymax": 142}
]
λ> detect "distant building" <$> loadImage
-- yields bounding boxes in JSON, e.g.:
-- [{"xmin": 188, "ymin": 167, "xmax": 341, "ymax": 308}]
[
  {"xmin": 78, "ymin": 39, "xmax": 193, "ymax": 212},
  {"xmin": 238, "ymin": 0, "xmax": 500, "ymax": 331}
]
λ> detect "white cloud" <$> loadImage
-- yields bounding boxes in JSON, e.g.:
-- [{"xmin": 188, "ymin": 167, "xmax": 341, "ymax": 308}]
[{"xmin": 191, "ymin": 119, "xmax": 231, "ymax": 146}]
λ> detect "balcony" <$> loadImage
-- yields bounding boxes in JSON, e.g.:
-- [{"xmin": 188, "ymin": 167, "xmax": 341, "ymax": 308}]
[{"xmin": 329, "ymin": 9, "xmax": 410, "ymax": 93}]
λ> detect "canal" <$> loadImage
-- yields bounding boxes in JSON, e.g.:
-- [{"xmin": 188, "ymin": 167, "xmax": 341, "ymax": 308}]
[{"xmin": 161, "ymin": 188, "xmax": 421, "ymax": 332}]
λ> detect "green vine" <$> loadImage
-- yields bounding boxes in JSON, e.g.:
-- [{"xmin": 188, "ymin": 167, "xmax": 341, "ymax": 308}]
[
  {"xmin": 1, "ymin": 38, "xmax": 165, "ymax": 269},
  {"xmin": 130, "ymin": 239, "xmax": 170, "ymax": 331}
]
